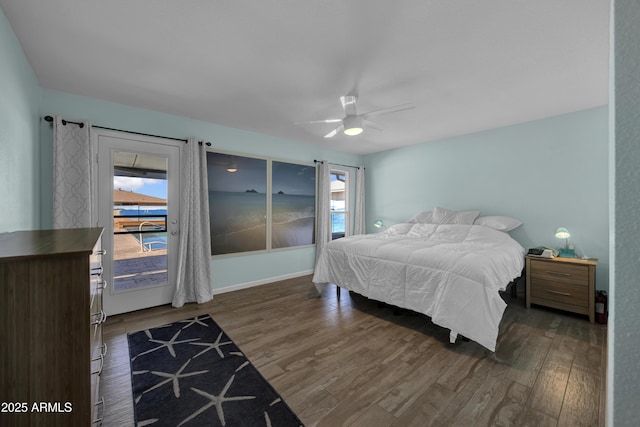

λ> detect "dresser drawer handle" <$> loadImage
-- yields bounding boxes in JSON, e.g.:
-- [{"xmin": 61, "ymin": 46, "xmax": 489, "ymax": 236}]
[
  {"xmin": 546, "ymin": 289, "xmax": 571, "ymax": 296},
  {"xmin": 100, "ymin": 343, "xmax": 108, "ymax": 357},
  {"xmin": 98, "ymin": 280, "xmax": 108, "ymax": 290},
  {"xmin": 91, "ymin": 266, "xmax": 103, "ymax": 276},
  {"xmin": 91, "ymin": 310, "xmax": 107, "ymax": 325},
  {"xmin": 96, "ymin": 249, "xmax": 107, "ymax": 256},
  {"xmin": 91, "ymin": 353, "xmax": 104, "ymax": 375},
  {"xmin": 545, "ymin": 270, "xmax": 571, "ymax": 276},
  {"xmin": 93, "ymin": 397, "xmax": 105, "ymax": 426}
]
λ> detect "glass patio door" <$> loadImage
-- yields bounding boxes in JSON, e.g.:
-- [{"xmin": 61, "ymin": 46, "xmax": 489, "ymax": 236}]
[{"xmin": 96, "ymin": 129, "xmax": 181, "ymax": 315}]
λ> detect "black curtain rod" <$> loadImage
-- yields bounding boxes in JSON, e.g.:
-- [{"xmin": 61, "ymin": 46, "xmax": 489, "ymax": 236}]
[
  {"xmin": 313, "ymin": 159, "xmax": 363, "ymax": 170},
  {"xmin": 43, "ymin": 115, "xmax": 211, "ymax": 146}
]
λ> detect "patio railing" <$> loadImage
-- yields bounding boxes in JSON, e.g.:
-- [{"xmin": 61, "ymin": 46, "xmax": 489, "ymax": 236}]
[{"xmin": 113, "ymin": 214, "xmax": 168, "ymax": 252}]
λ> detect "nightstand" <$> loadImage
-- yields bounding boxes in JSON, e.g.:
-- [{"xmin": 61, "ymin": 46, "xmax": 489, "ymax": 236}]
[{"xmin": 525, "ymin": 255, "xmax": 597, "ymax": 323}]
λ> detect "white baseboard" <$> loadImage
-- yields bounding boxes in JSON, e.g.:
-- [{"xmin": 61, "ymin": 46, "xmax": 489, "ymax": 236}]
[{"xmin": 212, "ymin": 270, "xmax": 314, "ymax": 295}]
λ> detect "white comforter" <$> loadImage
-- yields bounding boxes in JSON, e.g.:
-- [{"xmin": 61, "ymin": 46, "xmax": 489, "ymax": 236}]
[{"xmin": 312, "ymin": 223, "xmax": 525, "ymax": 351}]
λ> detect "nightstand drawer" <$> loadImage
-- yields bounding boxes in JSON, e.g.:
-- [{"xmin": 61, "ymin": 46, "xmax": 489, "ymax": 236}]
[
  {"xmin": 530, "ymin": 280, "xmax": 589, "ymax": 307},
  {"xmin": 530, "ymin": 261, "xmax": 588, "ymax": 286}
]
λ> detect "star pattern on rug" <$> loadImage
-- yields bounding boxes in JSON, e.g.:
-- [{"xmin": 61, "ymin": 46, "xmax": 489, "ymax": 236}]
[
  {"xmin": 133, "ymin": 358, "xmax": 208, "ymax": 403},
  {"xmin": 128, "ymin": 315, "xmax": 303, "ymax": 426},
  {"xmin": 179, "ymin": 315, "xmax": 210, "ymax": 330},
  {"xmin": 190, "ymin": 331, "xmax": 233, "ymax": 359},
  {"xmin": 178, "ymin": 374, "xmax": 256, "ymax": 426},
  {"xmin": 235, "ymin": 361, "xmax": 250, "ymax": 372},
  {"xmin": 132, "ymin": 329, "xmax": 200, "ymax": 361}
]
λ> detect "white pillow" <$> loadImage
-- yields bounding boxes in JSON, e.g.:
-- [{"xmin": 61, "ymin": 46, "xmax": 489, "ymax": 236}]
[
  {"xmin": 383, "ymin": 223, "xmax": 414, "ymax": 235},
  {"xmin": 474, "ymin": 216, "xmax": 522, "ymax": 232},
  {"xmin": 432, "ymin": 207, "xmax": 480, "ymax": 225},
  {"xmin": 407, "ymin": 211, "xmax": 434, "ymax": 224},
  {"xmin": 407, "ymin": 223, "xmax": 438, "ymax": 238}
]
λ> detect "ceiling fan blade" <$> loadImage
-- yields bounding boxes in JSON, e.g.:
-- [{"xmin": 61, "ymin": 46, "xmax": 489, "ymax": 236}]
[
  {"xmin": 363, "ymin": 119, "xmax": 383, "ymax": 131},
  {"xmin": 324, "ymin": 124, "xmax": 344, "ymax": 138},
  {"xmin": 361, "ymin": 103, "xmax": 415, "ymax": 119},
  {"xmin": 296, "ymin": 118, "xmax": 343, "ymax": 125},
  {"xmin": 340, "ymin": 95, "xmax": 358, "ymax": 117}
]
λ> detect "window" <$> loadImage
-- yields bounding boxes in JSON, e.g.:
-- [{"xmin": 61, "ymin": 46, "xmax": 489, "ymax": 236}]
[{"xmin": 330, "ymin": 170, "xmax": 349, "ymax": 240}]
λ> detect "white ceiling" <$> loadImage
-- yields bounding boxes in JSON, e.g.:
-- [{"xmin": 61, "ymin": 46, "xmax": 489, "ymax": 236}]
[{"xmin": 1, "ymin": 0, "xmax": 610, "ymax": 155}]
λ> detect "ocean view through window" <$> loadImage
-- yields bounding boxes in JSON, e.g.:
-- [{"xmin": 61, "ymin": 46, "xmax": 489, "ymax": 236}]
[{"xmin": 330, "ymin": 170, "xmax": 348, "ymax": 240}]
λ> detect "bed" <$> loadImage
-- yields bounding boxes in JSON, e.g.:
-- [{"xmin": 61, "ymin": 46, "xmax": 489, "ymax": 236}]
[{"xmin": 312, "ymin": 208, "xmax": 525, "ymax": 352}]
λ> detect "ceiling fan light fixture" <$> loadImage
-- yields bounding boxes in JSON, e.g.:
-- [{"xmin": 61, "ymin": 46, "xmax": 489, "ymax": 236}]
[{"xmin": 343, "ymin": 116, "xmax": 363, "ymax": 136}]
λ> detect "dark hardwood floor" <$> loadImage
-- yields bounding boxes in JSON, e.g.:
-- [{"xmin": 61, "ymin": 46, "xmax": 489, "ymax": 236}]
[{"xmin": 101, "ymin": 275, "xmax": 607, "ymax": 426}]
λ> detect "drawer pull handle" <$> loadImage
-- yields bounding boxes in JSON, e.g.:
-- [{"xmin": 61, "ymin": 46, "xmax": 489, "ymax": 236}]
[
  {"xmin": 93, "ymin": 397, "xmax": 105, "ymax": 425},
  {"xmin": 98, "ymin": 280, "xmax": 108, "ymax": 290},
  {"xmin": 546, "ymin": 289, "xmax": 571, "ymax": 296},
  {"xmin": 96, "ymin": 249, "xmax": 107, "ymax": 256},
  {"xmin": 91, "ymin": 353, "xmax": 104, "ymax": 375},
  {"xmin": 91, "ymin": 310, "xmax": 107, "ymax": 325},
  {"xmin": 545, "ymin": 271, "xmax": 571, "ymax": 276},
  {"xmin": 101, "ymin": 343, "xmax": 108, "ymax": 357},
  {"xmin": 91, "ymin": 266, "xmax": 103, "ymax": 276}
]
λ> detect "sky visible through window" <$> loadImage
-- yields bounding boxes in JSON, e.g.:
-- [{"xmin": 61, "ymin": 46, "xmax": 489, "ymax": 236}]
[{"xmin": 114, "ymin": 176, "xmax": 167, "ymax": 201}]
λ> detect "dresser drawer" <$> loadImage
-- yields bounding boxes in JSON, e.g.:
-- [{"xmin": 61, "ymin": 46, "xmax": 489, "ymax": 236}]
[
  {"xmin": 530, "ymin": 279, "xmax": 589, "ymax": 308},
  {"xmin": 530, "ymin": 260, "xmax": 589, "ymax": 286}
]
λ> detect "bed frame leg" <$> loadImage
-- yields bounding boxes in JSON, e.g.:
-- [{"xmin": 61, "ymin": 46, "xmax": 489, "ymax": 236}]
[{"xmin": 490, "ymin": 352, "xmax": 508, "ymax": 364}]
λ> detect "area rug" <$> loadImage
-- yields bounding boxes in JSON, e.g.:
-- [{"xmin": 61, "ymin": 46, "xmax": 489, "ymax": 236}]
[{"xmin": 128, "ymin": 314, "xmax": 304, "ymax": 426}]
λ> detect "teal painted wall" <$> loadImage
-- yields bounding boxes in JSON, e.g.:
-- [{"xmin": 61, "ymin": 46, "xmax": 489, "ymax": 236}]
[
  {"xmin": 610, "ymin": 0, "xmax": 640, "ymax": 424},
  {"xmin": 40, "ymin": 89, "xmax": 363, "ymax": 290},
  {"xmin": 365, "ymin": 107, "xmax": 610, "ymax": 291},
  {"xmin": 0, "ymin": 7, "xmax": 41, "ymax": 232}
]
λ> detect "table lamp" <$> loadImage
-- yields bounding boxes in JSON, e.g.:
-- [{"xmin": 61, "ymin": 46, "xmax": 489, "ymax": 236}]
[
  {"xmin": 374, "ymin": 220, "xmax": 386, "ymax": 230},
  {"xmin": 555, "ymin": 227, "xmax": 575, "ymax": 257}
]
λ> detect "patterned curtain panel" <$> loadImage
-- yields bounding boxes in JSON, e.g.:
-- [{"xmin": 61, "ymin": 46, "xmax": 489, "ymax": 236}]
[
  {"xmin": 52, "ymin": 116, "xmax": 94, "ymax": 228},
  {"xmin": 315, "ymin": 160, "xmax": 331, "ymax": 262},
  {"xmin": 353, "ymin": 166, "xmax": 366, "ymax": 235},
  {"xmin": 173, "ymin": 137, "xmax": 213, "ymax": 307}
]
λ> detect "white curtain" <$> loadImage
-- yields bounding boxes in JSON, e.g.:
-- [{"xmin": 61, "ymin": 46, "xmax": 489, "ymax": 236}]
[
  {"xmin": 52, "ymin": 116, "xmax": 94, "ymax": 228},
  {"xmin": 172, "ymin": 138, "xmax": 213, "ymax": 307},
  {"xmin": 353, "ymin": 166, "xmax": 366, "ymax": 235},
  {"xmin": 315, "ymin": 161, "xmax": 331, "ymax": 261}
]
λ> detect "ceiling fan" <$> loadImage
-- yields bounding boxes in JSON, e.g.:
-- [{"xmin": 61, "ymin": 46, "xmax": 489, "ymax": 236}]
[{"xmin": 300, "ymin": 95, "xmax": 415, "ymax": 138}]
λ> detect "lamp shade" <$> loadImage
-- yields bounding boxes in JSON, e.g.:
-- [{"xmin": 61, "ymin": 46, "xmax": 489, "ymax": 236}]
[
  {"xmin": 343, "ymin": 116, "xmax": 363, "ymax": 136},
  {"xmin": 555, "ymin": 227, "xmax": 570, "ymax": 239}
]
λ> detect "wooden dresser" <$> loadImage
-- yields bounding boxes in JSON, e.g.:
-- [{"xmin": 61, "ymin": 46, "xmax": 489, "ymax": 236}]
[
  {"xmin": 525, "ymin": 255, "xmax": 597, "ymax": 323},
  {"xmin": 0, "ymin": 228, "xmax": 106, "ymax": 426}
]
